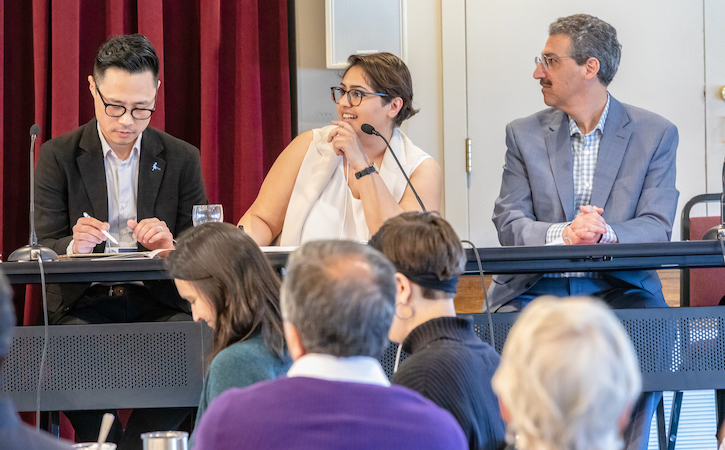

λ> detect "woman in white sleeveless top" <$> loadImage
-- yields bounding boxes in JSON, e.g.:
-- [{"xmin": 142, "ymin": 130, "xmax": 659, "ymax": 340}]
[{"xmin": 237, "ymin": 52, "xmax": 441, "ymax": 246}]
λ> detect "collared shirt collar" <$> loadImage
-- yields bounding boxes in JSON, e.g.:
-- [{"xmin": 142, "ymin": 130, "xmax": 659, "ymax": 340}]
[
  {"xmin": 287, "ymin": 353, "xmax": 391, "ymax": 386},
  {"xmin": 97, "ymin": 122, "xmax": 142, "ymax": 161},
  {"xmin": 568, "ymin": 92, "xmax": 611, "ymax": 137}
]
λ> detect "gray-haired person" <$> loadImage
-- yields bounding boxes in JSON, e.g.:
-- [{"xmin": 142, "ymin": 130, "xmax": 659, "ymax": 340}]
[
  {"xmin": 489, "ymin": 13, "xmax": 676, "ymax": 450},
  {"xmin": 193, "ymin": 240, "xmax": 467, "ymax": 450},
  {"xmin": 0, "ymin": 270, "xmax": 74, "ymax": 448}
]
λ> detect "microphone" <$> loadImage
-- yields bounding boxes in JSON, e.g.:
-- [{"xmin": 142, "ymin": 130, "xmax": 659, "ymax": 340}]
[
  {"xmin": 703, "ymin": 160, "xmax": 725, "ymax": 241},
  {"xmin": 361, "ymin": 124, "xmax": 426, "ymax": 211},
  {"xmin": 7, "ymin": 125, "xmax": 59, "ymax": 261}
]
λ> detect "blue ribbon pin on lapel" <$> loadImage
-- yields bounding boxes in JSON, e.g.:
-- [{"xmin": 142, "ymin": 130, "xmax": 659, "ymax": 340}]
[{"xmin": 152, "ymin": 162, "xmax": 161, "ymax": 172}]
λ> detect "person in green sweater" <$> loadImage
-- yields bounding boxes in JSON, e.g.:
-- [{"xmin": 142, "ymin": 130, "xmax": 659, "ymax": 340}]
[{"xmin": 165, "ymin": 222, "xmax": 291, "ymax": 429}]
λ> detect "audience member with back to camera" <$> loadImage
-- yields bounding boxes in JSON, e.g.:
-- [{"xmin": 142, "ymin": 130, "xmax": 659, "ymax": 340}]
[
  {"xmin": 192, "ymin": 240, "xmax": 468, "ymax": 449},
  {"xmin": 165, "ymin": 222, "xmax": 291, "ymax": 433},
  {"xmin": 369, "ymin": 211, "xmax": 506, "ymax": 450},
  {"xmin": 237, "ymin": 52, "xmax": 442, "ymax": 246},
  {"xmin": 492, "ymin": 296, "xmax": 641, "ymax": 450}
]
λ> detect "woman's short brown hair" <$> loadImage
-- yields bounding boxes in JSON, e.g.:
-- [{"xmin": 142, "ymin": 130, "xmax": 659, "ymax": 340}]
[
  {"xmin": 369, "ymin": 212, "xmax": 465, "ymax": 299},
  {"xmin": 345, "ymin": 52, "xmax": 418, "ymax": 127}
]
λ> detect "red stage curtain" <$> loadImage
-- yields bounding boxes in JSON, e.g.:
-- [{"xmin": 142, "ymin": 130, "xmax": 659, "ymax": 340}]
[{"xmin": 0, "ymin": 0, "xmax": 291, "ymax": 325}]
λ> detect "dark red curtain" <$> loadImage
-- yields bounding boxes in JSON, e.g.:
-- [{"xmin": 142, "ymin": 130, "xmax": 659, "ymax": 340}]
[{"xmin": 1, "ymin": 0, "xmax": 292, "ymax": 325}]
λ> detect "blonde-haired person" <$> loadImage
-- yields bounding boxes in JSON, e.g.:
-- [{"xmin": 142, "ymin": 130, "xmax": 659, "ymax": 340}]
[
  {"xmin": 237, "ymin": 52, "xmax": 441, "ymax": 246},
  {"xmin": 492, "ymin": 296, "xmax": 641, "ymax": 450}
]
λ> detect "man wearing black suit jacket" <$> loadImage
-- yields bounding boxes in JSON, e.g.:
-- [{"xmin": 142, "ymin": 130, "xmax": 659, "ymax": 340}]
[{"xmin": 34, "ymin": 34, "xmax": 206, "ymax": 449}]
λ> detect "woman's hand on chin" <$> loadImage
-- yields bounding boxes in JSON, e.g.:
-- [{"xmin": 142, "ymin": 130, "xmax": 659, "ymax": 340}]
[{"xmin": 329, "ymin": 120, "xmax": 369, "ymax": 171}]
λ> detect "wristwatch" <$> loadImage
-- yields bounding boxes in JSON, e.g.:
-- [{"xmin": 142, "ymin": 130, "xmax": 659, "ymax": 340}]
[{"xmin": 355, "ymin": 162, "xmax": 379, "ymax": 179}]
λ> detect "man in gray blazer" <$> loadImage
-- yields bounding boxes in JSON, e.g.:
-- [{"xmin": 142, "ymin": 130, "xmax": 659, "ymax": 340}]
[{"xmin": 489, "ymin": 14, "xmax": 678, "ymax": 450}]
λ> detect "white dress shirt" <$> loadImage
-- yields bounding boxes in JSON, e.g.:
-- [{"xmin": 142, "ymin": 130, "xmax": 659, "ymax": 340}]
[
  {"xmin": 66, "ymin": 124, "xmax": 142, "ymax": 254},
  {"xmin": 287, "ymin": 353, "xmax": 391, "ymax": 387}
]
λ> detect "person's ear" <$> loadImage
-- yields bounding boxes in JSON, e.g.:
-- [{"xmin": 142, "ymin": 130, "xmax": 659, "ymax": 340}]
[
  {"xmin": 583, "ymin": 57, "xmax": 601, "ymax": 81},
  {"xmin": 283, "ymin": 321, "xmax": 306, "ymax": 361},
  {"xmin": 386, "ymin": 97, "xmax": 403, "ymax": 120},
  {"xmin": 395, "ymin": 273, "xmax": 413, "ymax": 305},
  {"xmin": 88, "ymin": 75, "xmax": 96, "ymax": 95}
]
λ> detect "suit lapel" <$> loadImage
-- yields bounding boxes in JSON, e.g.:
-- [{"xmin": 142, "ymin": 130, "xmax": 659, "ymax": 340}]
[
  {"xmin": 590, "ymin": 97, "xmax": 631, "ymax": 208},
  {"xmin": 77, "ymin": 119, "xmax": 109, "ymax": 221},
  {"xmin": 546, "ymin": 112, "xmax": 576, "ymax": 221},
  {"xmin": 137, "ymin": 128, "xmax": 165, "ymax": 220}
]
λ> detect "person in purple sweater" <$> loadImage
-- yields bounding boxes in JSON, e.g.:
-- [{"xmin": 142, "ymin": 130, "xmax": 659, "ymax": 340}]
[{"xmin": 193, "ymin": 240, "xmax": 467, "ymax": 450}]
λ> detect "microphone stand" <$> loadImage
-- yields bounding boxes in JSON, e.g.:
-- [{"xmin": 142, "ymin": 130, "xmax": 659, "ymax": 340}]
[
  {"xmin": 7, "ymin": 125, "xmax": 59, "ymax": 262},
  {"xmin": 360, "ymin": 123, "xmax": 426, "ymax": 211}
]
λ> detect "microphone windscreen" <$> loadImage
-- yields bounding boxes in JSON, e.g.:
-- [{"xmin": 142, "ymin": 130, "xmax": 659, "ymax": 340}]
[
  {"xmin": 29, "ymin": 124, "xmax": 41, "ymax": 137},
  {"xmin": 361, "ymin": 123, "xmax": 375, "ymax": 135}
]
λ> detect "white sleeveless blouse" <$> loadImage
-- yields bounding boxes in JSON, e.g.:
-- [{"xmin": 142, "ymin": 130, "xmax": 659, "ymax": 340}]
[{"xmin": 279, "ymin": 126, "xmax": 431, "ymax": 246}]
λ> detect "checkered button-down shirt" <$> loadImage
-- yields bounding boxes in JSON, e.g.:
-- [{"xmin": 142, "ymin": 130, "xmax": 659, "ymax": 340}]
[{"xmin": 545, "ymin": 94, "xmax": 617, "ymax": 277}]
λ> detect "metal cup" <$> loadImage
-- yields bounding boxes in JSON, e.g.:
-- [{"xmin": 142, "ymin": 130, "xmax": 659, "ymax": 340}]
[
  {"xmin": 72, "ymin": 444, "xmax": 117, "ymax": 449},
  {"xmin": 141, "ymin": 431, "xmax": 188, "ymax": 450}
]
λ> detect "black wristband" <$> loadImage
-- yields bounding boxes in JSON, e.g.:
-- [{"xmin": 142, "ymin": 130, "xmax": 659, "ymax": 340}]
[{"xmin": 355, "ymin": 164, "xmax": 377, "ymax": 179}]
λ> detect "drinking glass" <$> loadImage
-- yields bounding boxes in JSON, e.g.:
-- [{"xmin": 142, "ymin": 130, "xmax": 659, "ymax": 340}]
[{"xmin": 192, "ymin": 204, "xmax": 224, "ymax": 226}]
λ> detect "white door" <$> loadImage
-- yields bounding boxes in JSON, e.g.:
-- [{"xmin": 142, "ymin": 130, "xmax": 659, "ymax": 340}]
[{"xmin": 442, "ymin": 0, "xmax": 725, "ymax": 247}]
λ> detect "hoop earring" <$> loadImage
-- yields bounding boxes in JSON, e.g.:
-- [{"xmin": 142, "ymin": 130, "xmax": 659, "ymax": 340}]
[{"xmin": 394, "ymin": 303, "xmax": 414, "ymax": 320}]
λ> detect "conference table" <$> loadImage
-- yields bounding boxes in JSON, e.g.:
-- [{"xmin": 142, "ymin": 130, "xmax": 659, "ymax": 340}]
[
  {"xmin": 2, "ymin": 240, "xmax": 723, "ymax": 283},
  {"xmin": 2, "ymin": 241, "xmax": 724, "ymax": 449}
]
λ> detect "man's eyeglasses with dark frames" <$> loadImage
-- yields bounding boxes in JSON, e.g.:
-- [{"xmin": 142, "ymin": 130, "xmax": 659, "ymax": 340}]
[
  {"xmin": 331, "ymin": 87, "xmax": 388, "ymax": 107},
  {"xmin": 95, "ymin": 85, "xmax": 157, "ymax": 120}
]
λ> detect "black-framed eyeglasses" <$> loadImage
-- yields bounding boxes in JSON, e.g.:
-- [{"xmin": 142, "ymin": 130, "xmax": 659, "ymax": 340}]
[
  {"xmin": 534, "ymin": 54, "xmax": 574, "ymax": 71},
  {"xmin": 95, "ymin": 85, "xmax": 157, "ymax": 120},
  {"xmin": 331, "ymin": 87, "xmax": 388, "ymax": 107}
]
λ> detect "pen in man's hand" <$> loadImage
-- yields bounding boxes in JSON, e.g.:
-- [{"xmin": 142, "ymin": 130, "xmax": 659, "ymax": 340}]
[{"xmin": 82, "ymin": 212, "xmax": 119, "ymax": 245}]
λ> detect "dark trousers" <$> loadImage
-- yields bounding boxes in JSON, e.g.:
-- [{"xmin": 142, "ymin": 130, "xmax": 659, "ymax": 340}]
[
  {"xmin": 56, "ymin": 284, "xmax": 192, "ymax": 450},
  {"xmin": 497, "ymin": 276, "xmax": 668, "ymax": 450}
]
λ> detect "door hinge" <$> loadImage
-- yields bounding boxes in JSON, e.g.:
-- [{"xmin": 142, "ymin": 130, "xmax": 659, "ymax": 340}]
[{"xmin": 465, "ymin": 138, "xmax": 472, "ymax": 173}]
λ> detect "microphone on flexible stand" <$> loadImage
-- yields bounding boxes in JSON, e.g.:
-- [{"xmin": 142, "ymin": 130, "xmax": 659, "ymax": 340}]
[
  {"xmin": 7, "ymin": 125, "xmax": 59, "ymax": 261},
  {"xmin": 703, "ymin": 160, "xmax": 725, "ymax": 241},
  {"xmin": 361, "ymin": 123, "xmax": 426, "ymax": 211}
]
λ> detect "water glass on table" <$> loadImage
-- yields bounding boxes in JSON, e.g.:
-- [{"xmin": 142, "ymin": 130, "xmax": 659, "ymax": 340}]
[{"xmin": 192, "ymin": 204, "xmax": 224, "ymax": 226}]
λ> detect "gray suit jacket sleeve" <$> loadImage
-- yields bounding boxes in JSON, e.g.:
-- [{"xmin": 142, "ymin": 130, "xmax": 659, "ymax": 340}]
[
  {"xmin": 607, "ymin": 121, "xmax": 678, "ymax": 243},
  {"xmin": 35, "ymin": 127, "xmax": 88, "ymax": 255},
  {"xmin": 492, "ymin": 121, "xmax": 557, "ymax": 246}
]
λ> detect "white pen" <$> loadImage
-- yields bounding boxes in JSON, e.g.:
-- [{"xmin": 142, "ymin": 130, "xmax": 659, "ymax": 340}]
[{"xmin": 82, "ymin": 212, "xmax": 119, "ymax": 245}]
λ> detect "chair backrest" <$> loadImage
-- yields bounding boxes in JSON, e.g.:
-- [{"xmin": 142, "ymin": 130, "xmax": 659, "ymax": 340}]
[
  {"xmin": 380, "ymin": 309, "xmax": 725, "ymax": 392},
  {"xmin": 680, "ymin": 193, "xmax": 725, "ymax": 307}
]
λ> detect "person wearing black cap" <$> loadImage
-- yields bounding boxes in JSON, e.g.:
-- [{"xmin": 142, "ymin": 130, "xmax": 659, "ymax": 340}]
[
  {"xmin": 0, "ymin": 270, "xmax": 74, "ymax": 448},
  {"xmin": 369, "ymin": 212, "xmax": 505, "ymax": 450}
]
